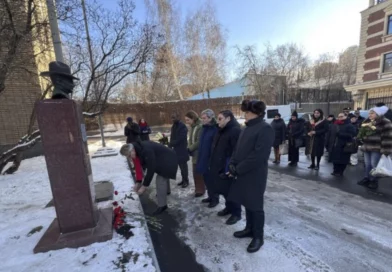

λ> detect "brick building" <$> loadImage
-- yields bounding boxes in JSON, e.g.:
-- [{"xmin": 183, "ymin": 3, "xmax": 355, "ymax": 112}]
[
  {"xmin": 0, "ymin": 0, "xmax": 54, "ymax": 153},
  {"xmin": 345, "ymin": 0, "xmax": 392, "ymax": 109}
]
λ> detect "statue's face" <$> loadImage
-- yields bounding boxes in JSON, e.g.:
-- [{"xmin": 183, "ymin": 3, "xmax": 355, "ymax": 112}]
[{"xmin": 50, "ymin": 74, "xmax": 75, "ymax": 99}]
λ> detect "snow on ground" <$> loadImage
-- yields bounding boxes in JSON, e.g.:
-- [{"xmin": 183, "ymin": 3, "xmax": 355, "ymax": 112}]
[
  {"xmin": 0, "ymin": 140, "xmax": 156, "ymax": 272},
  {"xmin": 145, "ymin": 162, "xmax": 392, "ymax": 272}
]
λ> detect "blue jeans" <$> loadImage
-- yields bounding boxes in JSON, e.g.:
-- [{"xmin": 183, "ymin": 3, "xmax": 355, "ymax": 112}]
[{"xmin": 364, "ymin": 151, "xmax": 381, "ymax": 181}]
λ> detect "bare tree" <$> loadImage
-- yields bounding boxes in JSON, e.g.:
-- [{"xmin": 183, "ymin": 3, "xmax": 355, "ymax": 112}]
[
  {"xmin": 184, "ymin": 2, "xmax": 226, "ymax": 99},
  {"xmin": 339, "ymin": 45, "xmax": 358, "ymax": 86},
  {"xmin": 313, "ymin": 53, "xmax": 343, "ymax": 91},
  {"xmin": 264, "ymin": 42, "xmax": 310, "ymax": 88},
  {"xmin": 61, "ymin": 0, "xmax": 159, "ymax": 113}
]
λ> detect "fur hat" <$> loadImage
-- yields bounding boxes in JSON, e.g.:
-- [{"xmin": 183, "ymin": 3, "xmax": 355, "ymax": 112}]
[
  {"xmin": 127, "ymin": 117, "xmax": 133, "ymax": 122},
  {"xmin": 370, "ymin": 106, "xmax": 389, "ymax": 116},
  {"xmin": 291, "ymin": 111, "xmax": 298, "ymax": 117},
  {"xmin": 240, "ymin": 100, "xmax": 266, "ymax": 116}
]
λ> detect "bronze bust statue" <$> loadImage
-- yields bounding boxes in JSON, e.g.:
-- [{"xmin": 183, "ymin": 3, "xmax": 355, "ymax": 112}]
[{"xmin": 41, "ymin": 61, "xmax": 79, "ymax": 99}]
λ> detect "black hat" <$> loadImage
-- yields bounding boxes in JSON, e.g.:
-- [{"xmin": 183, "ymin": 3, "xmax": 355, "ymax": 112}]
[
  {"xmin": 41, "ymin": 61, "xmax": 79, "ymax": 80},
  {"xmin": 343, "ymin": 107, "xmax": 351, "ymax": 111},
  {"xmin": 291, "ymin": 111, "xmax": 298, "ymax": 117},
  {"xmin": 328, "ymin": 114, "xmax": 335, "ymax": 118},
  {"xmin": 348, "ymin": 113, "xmax": 356, "ymax": 118},
  {"xmin": 241, "ymin": 100, "xmax": 266, "ymax": 115}
]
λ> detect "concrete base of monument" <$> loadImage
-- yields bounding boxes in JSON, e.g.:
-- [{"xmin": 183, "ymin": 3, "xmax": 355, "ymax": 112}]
[
  {"xmin": 45, "ymin": 181, "xmax": 114, "ymax": 208},
  {"xmin": 33, "ymin": 207, "xmax": 113, "ymax": 254},
  {"xmin": 91, "ymin": 147, "xmax": 118, "ymax": 158}
]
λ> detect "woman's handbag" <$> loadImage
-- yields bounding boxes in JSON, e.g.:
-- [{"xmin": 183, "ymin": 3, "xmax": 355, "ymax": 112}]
[
  {"xmin": 279, "ymin": 142, "xmax": 288, "ymax": 155},
  {"xmin": 343, "ymin": 141, "xmax": 358, "ymax": 154}
]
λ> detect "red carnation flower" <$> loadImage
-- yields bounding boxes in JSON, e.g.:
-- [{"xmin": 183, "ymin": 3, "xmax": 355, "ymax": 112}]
[
  {"xmin": 114, "ymin": 191, "xmax": 118, "ymax": 195},
  {"xmin": 112, "ymin": 201, "xmax": 118, "ymax": 206}
]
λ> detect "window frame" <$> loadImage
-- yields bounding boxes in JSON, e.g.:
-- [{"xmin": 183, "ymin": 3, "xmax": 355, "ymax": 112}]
[{"xmin": 382, "ymin": 52, "xmax": 392, "ymax": 73}]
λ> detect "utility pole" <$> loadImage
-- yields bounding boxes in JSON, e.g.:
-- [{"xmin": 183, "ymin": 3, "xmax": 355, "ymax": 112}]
[
  {"xmin": 81, "ymin": 0, "xmax": 106, "ymax": 147},
  {"xmin": 46, "ymin": 0, "xmax": 64, "ymax": 62}
]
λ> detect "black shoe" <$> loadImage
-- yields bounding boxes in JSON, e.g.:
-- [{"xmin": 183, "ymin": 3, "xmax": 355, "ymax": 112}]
[
  {"xmin": 367, "ymin": 180, "xmax": 378, "ymax": 190},
  {"xmin": 177, "ymin": 181, "xmax": 184, "ymax": 186},
  {"xmin": 167, "ymin": 192, "xmax": 171, "ymax": 195},
  {"xmin": 289, "ymin": 162, "xmax": 297, "ymax": 167},
  {"xmin": 208, "ymin": 201, "xmax": 219, "ymax": 208},
  {"xmin": 195, "ymin": 193, "xmax": 204, "ymax": 198},
  {"xmin": 152, "ymin": 205, "xmax": 168, "ymax": 216},
  {"xmin": 217, "ymin": 208, "xmax": 230, "ymax": 217},
  {"xmin": 226, "ymin": 215, "xmax": 241, "ymax": 225},
  {"xmin": 357, "ymin": 178, "xmax": 370, "ymax": 186},
  {"xmin": 181, "ymin": 182, "xmax": 189, "ymax": 188},
  {"xmin": 331, "ymin": 172, "xmax": 336, "ymax": 176},
  {"xmin": 314, "ymin": 166, "xmax": 319, "ymax": 171},
  {"xmin": 202, "ymin": 198, "xmax": 211, "ymax": 203},
  {"xmin": 234, "ymin": 228, "xmax": 253, "ymax": 238},
  {"xmin": 247, "ymin": 238, "xmax": 264, "ymax": 253},
  {"xmin": 276, "ymin": 161, "xmax": 280, "ymax": 164},
  {"xmin": 308, "ymin": 164, "xmax": 315, "ymax": 169},
  {"xmin": 272, "ymin": 160, "xmax": 278, "ymax": 164}
]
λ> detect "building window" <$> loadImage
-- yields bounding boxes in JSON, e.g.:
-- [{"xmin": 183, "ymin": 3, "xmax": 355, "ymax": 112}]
[
  {"xmin": 388, "ymin": 15, "xmax": 392, "ymax": 35},
  {"xmin": 383, "ymin": 53, "xmax": 392, "ymax": 73}
]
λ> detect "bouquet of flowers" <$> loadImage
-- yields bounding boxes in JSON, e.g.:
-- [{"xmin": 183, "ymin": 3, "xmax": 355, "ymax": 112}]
[{"xmin": 357, "ymin": 121, "xmax": 377, "ymax": 140}]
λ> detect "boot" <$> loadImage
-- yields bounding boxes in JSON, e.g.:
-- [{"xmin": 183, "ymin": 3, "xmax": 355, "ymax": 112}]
[
  {"xmin": 202, "ymin": 197, "xmax": 211, "ymax": 203},
  {"xmin": 234, "ymin": 209, "xmax": 253, "ymax": 238},
  {"xmin": 217, "ymin": 208, "xmax": 230, "ymax": 217},
  {"xmin": 308, "ymin": 164, "xmax": 315, "ymax": 169},
  {"xmin": 367, "ymin": 180, "xmax": 378, "ymax": 190},
  {"xmin": 226, "ymin": 215, "xmax": 241, "ymax": 225},
  {"xmin": 177, "ymin": 181, "xmax": 184, "ymax": 186},
  {"xmin": 208, "ymin": 200, "xmax": 219, "ymax": 208},
  {"xmin": 357, "ymin": 178, "xmax": 370, "ymax": 186},
  {"xmin": 247, "ymin": 238, "xmax": 264, "ymax": 253},
  {"xmin": 181, "ymin": 181, "xmax": 189, "ymax": 188}
]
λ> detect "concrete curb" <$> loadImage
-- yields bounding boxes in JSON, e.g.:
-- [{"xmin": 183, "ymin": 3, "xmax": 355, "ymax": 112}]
[{"xmin": 137, "ymin": 195, "xmax": 162, "ymax": 272}]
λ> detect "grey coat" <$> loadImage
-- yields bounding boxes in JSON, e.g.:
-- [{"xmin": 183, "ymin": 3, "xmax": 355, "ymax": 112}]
[
  {"xmin": 228, "ymin": 117, "xmax": 275, "ymax": 211},
  {"xmin": 188, "ymin": 119, "xmax": 203, "ymax": 164}
]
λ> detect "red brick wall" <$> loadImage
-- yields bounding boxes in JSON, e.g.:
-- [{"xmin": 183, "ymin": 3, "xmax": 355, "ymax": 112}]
[
  {"xmin": 368, "ymin": 9, "xmax": 385, "ymax": 23},
  {"xmin": 363, "ymin": 72, "xmax": 379, "ymax": 82}
]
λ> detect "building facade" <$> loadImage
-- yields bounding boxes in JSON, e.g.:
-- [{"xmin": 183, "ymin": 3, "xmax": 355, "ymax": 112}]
[
  {"xmin": 0, "ymin": 0, "xmax": 54, "ymax": 153},
  {"xmin": 345, "ymin": 0, "xmax": 392, "ymax": 109}
]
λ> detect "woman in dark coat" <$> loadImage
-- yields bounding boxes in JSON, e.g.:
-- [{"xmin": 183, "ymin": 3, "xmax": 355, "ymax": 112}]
[
  {"xmin": 228, "ymin": 100, "xmax": 274, "ymax": 253},
  {"xmin": 271, "ymin": 113, "xmax": 286, "ymax": 164},
  {"xmin": 329, "ymin": 113, "xmax": 356, "ymax": 176},
  {"xmin": 139, "ymin": 119, "xmax": 151, "ymax": 141},
  {"xmin": 307, "ymin": 109, "xmax": 329, "ymax": 170},
  {"xmin": 196, "ymin": 109, "xmax": 219, "ymax": 207},
  {"xmin": 124, "ymin": 117, "xmax": 140, "ymax": 143},
  {"xmin": 210, "ymin": 110, "xmax": 242, "ymax": 225},
  {"xmin": 287, "ymin": 111, "xmax": 305, "ymax": 167},
  {"xmin": 169, "ymin": 113, "xmax": 189, "ymax": 187}
]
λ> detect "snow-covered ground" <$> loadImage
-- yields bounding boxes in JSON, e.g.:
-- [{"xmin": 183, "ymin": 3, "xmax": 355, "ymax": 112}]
[
  {"xmin": 145, "ymin": 163, "xmax": 392, "ymax": 272},
  {"xmin": 0, "ymin": 140, "xmax": 157, "ymax": 272}
]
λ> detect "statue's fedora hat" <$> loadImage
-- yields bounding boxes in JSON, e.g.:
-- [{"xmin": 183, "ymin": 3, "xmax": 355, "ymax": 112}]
[{"xmin": 40, "ymin": 61, "xmax": 79, "ymax": 80}]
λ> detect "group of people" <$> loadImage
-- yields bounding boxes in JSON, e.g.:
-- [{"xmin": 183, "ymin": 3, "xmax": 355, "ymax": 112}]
[
  {"xmin": 270, "ymin": 103, "xmax": 392, "ymax": 190},
  {"xmin": 120, "ymin": 99, "xmax": 274, "ymax": 253},
  {"xmin": 124, "ymin": 117, "xmax": 152, "ymax": 143}
]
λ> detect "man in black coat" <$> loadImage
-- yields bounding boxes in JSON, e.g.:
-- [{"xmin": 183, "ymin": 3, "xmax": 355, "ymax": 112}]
[
  {"xmin": 227, "ymin": 100, "xmax": 274, "ymax": 253},
  {"xmin": 120, "ymin": 141, "xmax": 178, "ymax": 215},
  {"xmin": 124, "ymin": 117, "xmax": 140, "ymax": 143},
  {"xmin": 169, "ymin": 113, "xmax": 190, "ymax": 188},
  {"xmin": 287, "ymin": 111, "xmax": 305, "ymax": 166}
]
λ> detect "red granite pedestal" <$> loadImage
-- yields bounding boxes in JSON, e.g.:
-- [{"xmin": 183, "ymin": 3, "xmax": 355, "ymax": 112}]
[{"xmin": 33, "ymin": 100, "xmax": 113, "ymax": 254}]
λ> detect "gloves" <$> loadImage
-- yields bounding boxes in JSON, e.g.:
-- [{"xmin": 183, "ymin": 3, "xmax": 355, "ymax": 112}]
[{"xmin": 228, "ymin": 164, "xmax": 237, "ymax": 177}]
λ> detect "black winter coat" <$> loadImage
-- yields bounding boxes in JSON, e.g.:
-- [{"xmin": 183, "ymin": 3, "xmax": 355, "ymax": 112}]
[
  {"xmin": 133, "ymin": 141, "xmax": 178, "ymax": 187},
  {"xmin": 228, "ymin": 117, "xmax": 274, "ymax": 211},
  {"xmin": 169, "ymin": 120, "xmax": 189, "ymax": 164},
  {"xmin": 125, "ymin": 123, "xmax": 141, "ymax": 143},
  {"xmin": 271, "ymin": 118, "xmax": 286, "ymax": 147},
  {"xmin": 308, "ymin": 119, "xmax": 329, "ymax": 157},
  {"xmin": 287, "ymin": 118, "xmax": 305, "ymax": 161},
  {"xmin": 328, "ymin": 119, "xmax": 356, "ymax": 164},
  {"xmin": 209, "ymin": 120, "xmax": 241, "ymax": 195}
]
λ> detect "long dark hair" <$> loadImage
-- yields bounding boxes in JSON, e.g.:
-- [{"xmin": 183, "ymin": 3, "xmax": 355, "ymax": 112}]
[
  {"xmin": 219, "ymin": 110, "xmax": 239, "ymax": 127},
  {"xmin": 313, "ymin": 108, "xmax": 324, "ymax": 121}
]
